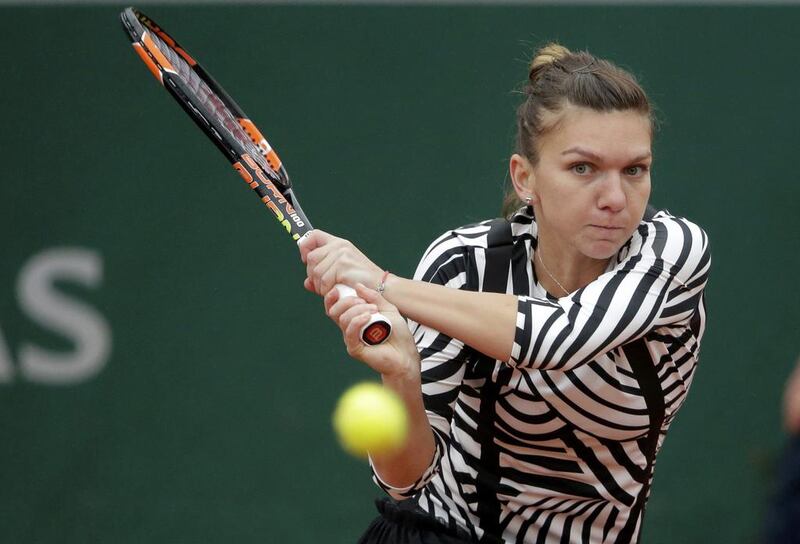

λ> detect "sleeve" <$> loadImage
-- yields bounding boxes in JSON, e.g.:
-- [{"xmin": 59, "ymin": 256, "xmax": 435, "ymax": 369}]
[
  {"xmin": 370, "ymin": 228, "xmax": 477, "ymax": 499},
  {"xmin": 510, "ymin": 214, "xmax": 711, "ymax": 371}
]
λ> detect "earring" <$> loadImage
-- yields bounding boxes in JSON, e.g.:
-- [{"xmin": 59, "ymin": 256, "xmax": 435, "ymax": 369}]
[{"xmin": 525, "ymin": 196, "xmax": 532, "ymax": 205}]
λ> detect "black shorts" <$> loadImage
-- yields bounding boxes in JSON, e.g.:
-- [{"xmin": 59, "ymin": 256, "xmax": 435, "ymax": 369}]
[{"xmin": 357, "ymin": 498, "xmax": 476, "ymax": 544}]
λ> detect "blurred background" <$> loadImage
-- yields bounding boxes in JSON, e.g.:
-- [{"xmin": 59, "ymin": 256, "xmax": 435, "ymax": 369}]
[{"xmin": 1, "ymin": 1, "xmax": 799, "ymax": 542}]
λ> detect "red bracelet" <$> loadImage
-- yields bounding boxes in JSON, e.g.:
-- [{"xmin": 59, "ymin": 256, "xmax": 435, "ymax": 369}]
[{"xmin": 377, "ymin": 270, "xmax": 391, "ymax": 294}]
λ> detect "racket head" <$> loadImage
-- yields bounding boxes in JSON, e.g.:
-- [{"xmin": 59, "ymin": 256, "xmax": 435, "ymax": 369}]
[{"xmin": 120, "ymin": 7, "xmax": 312, "ymax": 240}]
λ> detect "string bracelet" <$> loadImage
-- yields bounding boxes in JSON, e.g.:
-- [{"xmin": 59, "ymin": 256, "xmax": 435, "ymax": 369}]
[{"xmin": 376, "ymin": 270, "xmax": 391, "ymax": 295}]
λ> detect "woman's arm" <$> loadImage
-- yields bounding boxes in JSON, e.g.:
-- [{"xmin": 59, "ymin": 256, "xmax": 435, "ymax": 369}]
[
  {"xmin": 380, "ymin": 274, "xmax": 517, "ymax": 362},
  {"xmin": 301, "ymin": 229, "xmax": 517, "ymax": 361},
  {"xmin": 316, "ymin": 229, "xmax": 477, "ymax": 493},
  {"xmin": 508, "ymin": 217, "xmax": 710, "ymax": 370},
  {"xmin": 372, "ymin": 366, "xmax": 437, "ymax": 488},
  {"xmin": 303, "ymin": 215, "xmax": 710, "ymax": 372},
  {"xmin": 326, "ymin": 285, "xmax": 437, "ymax": 488}
]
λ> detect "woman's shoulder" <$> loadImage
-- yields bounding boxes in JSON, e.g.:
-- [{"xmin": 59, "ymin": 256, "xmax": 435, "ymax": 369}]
[
  {"xmin": 641, "ymin": 209, "xmax": 710, "ymax": 251},
  {"xmin": 425, "ymin": 207, "xmax": 533, "ymax": 253},
  {"xmin": 414, "ymin": 222, "xmax": 489, "ymax": 278},
  {"xmin": 624, "ymin": 208, "xmax": 711, "ymax": 285},
  {"xmin": 413, "ymin": 209, "xmax": 532, "ymax": 284}
]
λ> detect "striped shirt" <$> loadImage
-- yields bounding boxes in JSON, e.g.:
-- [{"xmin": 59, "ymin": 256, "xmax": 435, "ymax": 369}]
[{"xmin": 371, "ymin": 207, "xmax": 711, "ymax": 543}]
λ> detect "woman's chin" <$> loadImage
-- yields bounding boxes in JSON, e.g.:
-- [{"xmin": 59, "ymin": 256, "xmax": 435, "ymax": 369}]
[{"xmin": 581, "ymin": 241, "xmax": 623, "ymax": 261}]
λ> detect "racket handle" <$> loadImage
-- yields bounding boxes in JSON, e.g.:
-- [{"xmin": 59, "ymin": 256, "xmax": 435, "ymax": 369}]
[
  {"xmin": 296, "ymin": 231, "xmax": 391, "ymax": 346},
  {"xmin": 335, "ymin": 284, "xmax": 392, "ymax": 346}
]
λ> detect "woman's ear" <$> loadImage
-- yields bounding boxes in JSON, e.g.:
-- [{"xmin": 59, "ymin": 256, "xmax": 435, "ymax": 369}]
[{"xmin": 509, "ymin": 153, "xmax": 537, "ymax": 205}]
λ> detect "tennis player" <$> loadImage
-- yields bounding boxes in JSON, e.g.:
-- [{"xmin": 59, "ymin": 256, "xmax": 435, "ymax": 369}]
[{"xmin": 302, "ymin": 43, "xmax": 710, "ymax": 543}]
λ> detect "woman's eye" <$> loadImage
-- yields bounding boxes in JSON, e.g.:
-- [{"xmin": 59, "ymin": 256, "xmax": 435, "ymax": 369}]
[
  {"xmin": 624, "ymin": 165, "xmax": 647, "ymax": 176},
  {"xmin": 571, "ymin": 163, "xmax": 592, "ymax": 175}
]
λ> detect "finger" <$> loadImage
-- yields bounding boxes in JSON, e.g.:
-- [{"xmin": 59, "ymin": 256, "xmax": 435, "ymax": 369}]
[
  {"xmin": 328, "ymin": 295, "xmax": 366, "ymax": 323},
  {"xmin": 297, "ymin": 231, "xmax": 318, "ymax": 264},
  {"xmin": 344, "ymin": 312, "xmax": 372, "ymax": 353},
  {"xmin": 355, "ymin": 282, "xmax": 378, "ymax": 302},
  {"xmin": 304, "ymin": 277, "xmax": 316, "ymax": 294},
  {"xmin": 354, "ymin": 284, "xmax": 409, "ymax": 342},
  {"xmin": 297, "ymin": 229, "xmax": 334, "ymax": 263},
  {"xmin": 305, "ymin": 247, "xmax": 329, "ymax": 294},
  {"xmin": 306, "ymin": 262, "xmax": 318, "ymax": 295},
  {"xmin": 320, "ymin": 266, "xmax": 341, "ymax": 297},
  {"xmin": 323, "ymin": 285, "xmax": 342, "ymax": 313},
  {"xmin": 315, "ymin": 247, "xmax": 345, "ymax": 295},
  {"xmin": 354, "ymin": 282, "xmax": 395, "ymax": 312},
  {"xmin": 305, "ymin": 245, "xmax": 328, "ymax": 275},
  {"xmin": 339, "ymin": 302, "xmax": 378, "ymax": 330}
]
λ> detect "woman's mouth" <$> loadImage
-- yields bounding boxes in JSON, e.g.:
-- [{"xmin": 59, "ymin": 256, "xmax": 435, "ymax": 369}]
[{"xmin": 590, "ymin": 225, "xmax": 623, "ymax": 230}]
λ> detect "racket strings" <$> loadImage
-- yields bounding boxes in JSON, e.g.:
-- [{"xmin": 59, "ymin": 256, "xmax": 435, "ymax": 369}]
[{"xmin": 145, "ymin": 27, "xmax": 280, "ymax": 183}]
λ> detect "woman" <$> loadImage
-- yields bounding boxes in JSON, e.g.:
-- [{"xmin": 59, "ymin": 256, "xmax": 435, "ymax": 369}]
[{"xmin": 301, "ymin": 44, "xmax": 710, "ymax": 543}]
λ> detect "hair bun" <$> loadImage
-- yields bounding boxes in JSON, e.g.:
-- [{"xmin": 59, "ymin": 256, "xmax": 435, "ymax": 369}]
[{"xmin": 529, "ymin": 43, "xmax": 572, "ymax": 82}]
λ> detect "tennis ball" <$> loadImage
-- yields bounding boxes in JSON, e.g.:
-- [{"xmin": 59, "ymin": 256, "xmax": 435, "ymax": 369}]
[{"xmin": 333, "ymin": 382, "xmax": 409, "ymax": 458}]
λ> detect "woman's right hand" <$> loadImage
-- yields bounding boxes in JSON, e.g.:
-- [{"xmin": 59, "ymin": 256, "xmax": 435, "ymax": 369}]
[{"xmin": 324, "ymin": 283, "xmax": 420, "ymax": 380}]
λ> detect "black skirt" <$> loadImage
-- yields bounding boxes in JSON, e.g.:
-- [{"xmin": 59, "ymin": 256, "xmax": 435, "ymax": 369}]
[{"xmin": 357, "ymin": 498, "xmax": 477, "ymax": 544}]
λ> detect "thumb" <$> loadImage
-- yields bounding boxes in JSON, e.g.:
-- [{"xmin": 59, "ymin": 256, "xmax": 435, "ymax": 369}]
[
  {"xmin": 354, "ymin": 283, "xmax": 390, "ymax": 311},
  {"xmin": 297, "ymin": 229, "xmax": 334, "ymax": 263}
]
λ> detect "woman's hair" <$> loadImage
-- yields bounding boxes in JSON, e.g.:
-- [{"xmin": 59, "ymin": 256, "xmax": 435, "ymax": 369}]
[{"xmin": 502, "ymin": 43, "xmax": 653, "ymax": 217}]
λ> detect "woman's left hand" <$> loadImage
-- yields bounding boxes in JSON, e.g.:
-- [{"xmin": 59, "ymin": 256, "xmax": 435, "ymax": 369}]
[
  {"xmin": 324, "ymin": 283, "xmax": 420, "ymax": 378},
  {"xmin": 299, "ymin": 230, "xmax": 384, "ymax": 296}
]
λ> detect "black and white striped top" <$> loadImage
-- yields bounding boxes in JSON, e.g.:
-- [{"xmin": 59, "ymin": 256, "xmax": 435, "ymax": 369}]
[{"xmin": 371, "ymin": 207, "xmax": 710, "ymax": 543}]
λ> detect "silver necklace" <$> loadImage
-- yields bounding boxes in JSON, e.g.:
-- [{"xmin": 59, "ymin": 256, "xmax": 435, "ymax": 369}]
[{"xmin": 536, "ymin": 247, "xmax": 570, "ymax": 297}]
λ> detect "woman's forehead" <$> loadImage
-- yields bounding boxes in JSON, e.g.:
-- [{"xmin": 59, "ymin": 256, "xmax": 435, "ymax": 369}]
[{"xmin": 540, "ymin": 106, "xmax": 652, "ymax": 160}]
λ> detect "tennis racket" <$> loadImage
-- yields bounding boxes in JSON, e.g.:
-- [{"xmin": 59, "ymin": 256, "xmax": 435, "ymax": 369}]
[{"xmin": 120, "ymin": 7, "xmax": 391, "ymax": 346}]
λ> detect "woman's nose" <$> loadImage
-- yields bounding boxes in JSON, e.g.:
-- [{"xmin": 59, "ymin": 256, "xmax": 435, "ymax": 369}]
[{"xmin": 597, "ymin": 174, "xmax": 626, "ymax": 212}]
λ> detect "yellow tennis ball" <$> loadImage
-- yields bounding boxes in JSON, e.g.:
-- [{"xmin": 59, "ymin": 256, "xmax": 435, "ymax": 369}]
[{"xmin": 333, "ymin": 382, "xmax": 409, "ymax": 458}]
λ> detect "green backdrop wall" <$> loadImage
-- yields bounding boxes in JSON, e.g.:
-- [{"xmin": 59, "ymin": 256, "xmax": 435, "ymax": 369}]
[{"xmin": 1, "ymin": 3, "xmax": 799, "ymax": 543}]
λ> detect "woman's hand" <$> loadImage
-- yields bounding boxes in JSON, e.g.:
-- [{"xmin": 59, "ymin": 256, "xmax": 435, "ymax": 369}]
[
  {"xmin": 325, "ymin": 283, "xmax": 420, "ymax": 380},
  {"xmin": 329, "ymin": 283, "xmax": 436, "ymax": 489},
  {"xmin": 300, "ymin": 230, "xmax": 384, "ymax": 297}
]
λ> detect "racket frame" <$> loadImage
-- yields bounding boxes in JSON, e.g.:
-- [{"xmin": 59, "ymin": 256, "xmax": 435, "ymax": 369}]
[{"xmin": 120, "ymin": 7, "xmax": 391, "ymax": 347}]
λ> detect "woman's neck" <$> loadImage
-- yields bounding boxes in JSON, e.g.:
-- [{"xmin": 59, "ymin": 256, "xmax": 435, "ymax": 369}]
[{"xmin": 534, "ymin": 237, "xmax": 610, "ymax": 297}]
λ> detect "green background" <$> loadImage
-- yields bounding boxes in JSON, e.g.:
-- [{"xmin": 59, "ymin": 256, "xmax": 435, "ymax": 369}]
[{"xmin": 1, "ymin": 3, "xmax": 798, "ymax": 543}]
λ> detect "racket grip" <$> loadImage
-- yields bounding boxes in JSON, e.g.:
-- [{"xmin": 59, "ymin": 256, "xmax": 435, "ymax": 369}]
[{"xmin": 335, "ymin": 284, "xmax": 392, "ymax": 346}]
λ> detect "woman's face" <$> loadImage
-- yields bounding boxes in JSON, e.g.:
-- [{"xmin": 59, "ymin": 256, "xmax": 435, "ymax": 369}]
[{"xmin": 515, "ymin": 105, "xmax": 652, "ymax": 261}]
